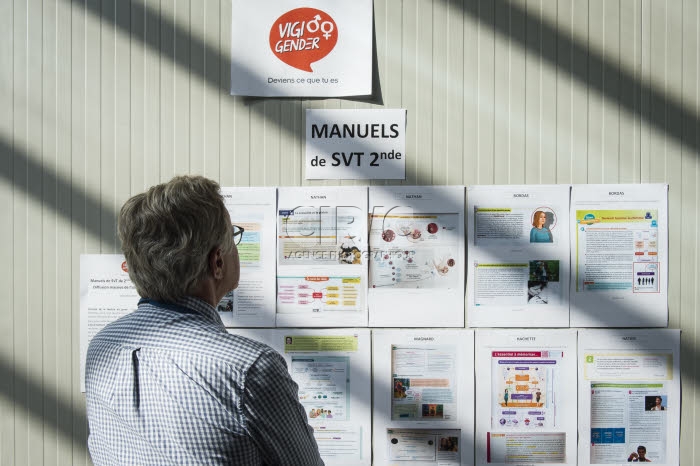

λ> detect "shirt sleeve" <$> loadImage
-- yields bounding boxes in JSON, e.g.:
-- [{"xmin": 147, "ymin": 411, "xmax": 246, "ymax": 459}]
[{"xmin": 242, "ymin": 348, "xmax": 325, "ymax": 466}]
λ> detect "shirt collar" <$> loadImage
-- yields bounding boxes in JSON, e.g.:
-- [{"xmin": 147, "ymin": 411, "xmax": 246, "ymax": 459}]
[
  {"xmin": 139, "ymin": 296, "xmax": 225, "ymax": 328},
  {"xmin": 175, "ymin": 296, "xmax": 225, "ymax": 327}
]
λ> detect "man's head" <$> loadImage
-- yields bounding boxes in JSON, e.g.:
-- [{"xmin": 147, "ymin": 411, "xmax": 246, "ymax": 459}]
[
  {"xmin": 637, "ymin": 446, "xmax": 647, "ymax": 459},
  {"xmin": 118, "ymin": 176, "xmax": 238, "ymax": 303}
]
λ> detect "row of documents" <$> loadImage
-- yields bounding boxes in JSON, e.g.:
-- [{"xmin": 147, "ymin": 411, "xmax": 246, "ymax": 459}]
[
  {"xmin": 80, "ymin": 322, "xmax": 681, "ymax": 464},
  {"xmin": 82, "ymin": 183, "xmax": 668, "ymax": 330},
  {"xmin": 225, "ymin": 328, "xmax": 682, "ymax": 465}
]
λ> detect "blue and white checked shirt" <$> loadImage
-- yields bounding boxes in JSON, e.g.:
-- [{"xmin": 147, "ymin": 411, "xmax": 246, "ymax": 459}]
[{"xmin": 85, "ymin": 297, "xmax": 324, "ymax": 465}]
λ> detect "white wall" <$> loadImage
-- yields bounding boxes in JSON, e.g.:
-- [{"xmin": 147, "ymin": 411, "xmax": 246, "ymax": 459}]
[{"xmin": 2, "ymin": 0, "xmax": 699, "ymax": 464}]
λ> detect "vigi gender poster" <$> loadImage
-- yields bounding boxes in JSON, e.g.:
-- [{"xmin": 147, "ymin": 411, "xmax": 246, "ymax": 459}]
[{"xmin": 230, "ymin": 0, "xmax": 373, "ymax": 97}]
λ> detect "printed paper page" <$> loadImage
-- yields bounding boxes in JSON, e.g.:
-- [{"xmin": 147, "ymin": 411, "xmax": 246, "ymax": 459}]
[
  {"xmin": 570, "ymin": 184, "xmax": 668, "ymax": 327},
  {"xmin": 373, "ymin": 330, "xmax": 474, "ymax": 465},
  {"xmin": 475, "ymin": 330, "xmax": 577, "ymax": 466},
  {"xmin": 385, "ymin": 429, "xmax": 462, "ymax": 465},
  {"xmin": 218, "ymin": 187, "xmax": 277, "ymax": 327},
  {"xmin": 276, "ymin": 187, "xmax": 368, "ymax": 327},
  {"xmin": 80, "ymin": 254, "xmax": 139, "ymax": 391},
  {"xmin": 305, "ymin": 109, "xmax": 407, "ymax": 180},
  {"xmin": 230, "ymin": 0, "xmax": 373, "ymax": 97},
  {"xmin": 230, "ymin": 328, "xmax": 371, "ymax": 465},
  {"xmin": 467, "ymin": 185, "xmax": 571, "ymax": 327},
  {"xmin": 368, "ymin": 186, "xmax": 465, "ymax": 327},
  {"xmin": 391, "ymin": 346, "xmax": 458, "ymax": 421},
  {"xmin": 578, "ymin": 330, "xmax": 680, "ymax": 466}
]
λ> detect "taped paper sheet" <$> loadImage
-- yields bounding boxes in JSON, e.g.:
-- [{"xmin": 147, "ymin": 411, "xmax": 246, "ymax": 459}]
[
  {"xmin": 218, "ymin": 187, "xmax": 277, "ymax": 327},
  {"xmin": 80, "ymin": 254, "xmax": 138, "ymax": 391},
  {"xmin": 229, "ymin": 328, "xmax": 371, "ymax": 465},
  {"xmin": 276, "ymin": 187, "xmax": 368, "ymax": 327},
  {"xmin": 475, "ymin": 329, "xmax": 577, "ymax": 466},
  {"xmin": 373, "ymin": 329, "xmax": 475, "ymax": 465},
  {"xmin": 467, "ymin": 185, "xmax": 571, "ymax": 327},
  {"xmin": 230, "ymin": 0, "xmax": 373, "ymax": 97},
  {"xmin": 578, "ymin": 329, "xmax": 680, "ymax": 466},
  {"xmin": 368, "ymin": 186, "xmax": 465, "ymax": 327},
  {"xmin": 570, "ymin": 184, "xmax": 668, "ymax": 327}
]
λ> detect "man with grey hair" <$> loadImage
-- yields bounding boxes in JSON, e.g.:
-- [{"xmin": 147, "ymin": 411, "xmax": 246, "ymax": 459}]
[{"xmin": 85, "ymin": 176, "xmax": 323, "ymax": 465}]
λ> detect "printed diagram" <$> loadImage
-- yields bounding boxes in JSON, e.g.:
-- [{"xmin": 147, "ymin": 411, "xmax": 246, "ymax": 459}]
[
  {"xmin": 370, "ymin": 210, "xmax": 459, "ymax": 289},
  {"xmin": 633, "ymin": 262, "xmax": 659, "ymax": 293},
  {"xmin": 498, "ymin": 366, "xmax": 545, "ymax": 409},
  {"xmin": 491, "ymin": 351, "xmax": 560, "ymax": 430},
  {"xmin": 277, "ymin": 276, "xmax": 361, "ymax": 312},
  {"xmin": 372, "ymin": 249, "xmax": 456, "ymax": 288},
  {"xmin": 278, "ymin": 206, "xmax": 365, "ymax": 265},
  {"xmin": 391, "ymin": 345, "xmax": 457, "ymax": 421},
  {"xmin": 292, "ymin": 356, "xmax": 349, "ymax": 422},
  {"xmin": 575, "ymin": 209, "xmax": 660, "ymax": 293},
  {"xmin": 633, "ymin": 229, "xmax": 659, "ymax": 293}
]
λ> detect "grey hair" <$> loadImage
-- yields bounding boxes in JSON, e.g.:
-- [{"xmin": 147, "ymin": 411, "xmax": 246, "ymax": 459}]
[{"xmin": 118, "ymin": 175, "xmax": 234, "ymax": 303}]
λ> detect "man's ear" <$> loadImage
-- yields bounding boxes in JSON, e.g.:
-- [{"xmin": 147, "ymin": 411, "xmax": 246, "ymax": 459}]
[{"xmin": 209, "ymin": 247, "xmax": 225, "ymax": 280}]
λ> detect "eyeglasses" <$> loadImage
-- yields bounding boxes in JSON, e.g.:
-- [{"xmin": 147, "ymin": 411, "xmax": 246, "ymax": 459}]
[{"xmin": 232, "ymin": 225, "xmax": 245, "ymax": 245}]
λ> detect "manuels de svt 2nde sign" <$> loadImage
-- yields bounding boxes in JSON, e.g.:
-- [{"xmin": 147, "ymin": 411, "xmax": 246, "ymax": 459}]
[{"xmin": 305, "ymin": 109, "xmax": 407, "ymax": 180}]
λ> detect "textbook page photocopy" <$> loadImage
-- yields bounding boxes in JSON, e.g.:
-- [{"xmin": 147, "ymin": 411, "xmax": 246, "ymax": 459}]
[
  {"xmin": 276, "ymin": 187, "xmax": 368, "ymax": 327},
  {"xmin": 475, "ymin": 330, "xmax": 577, "ymax": 466},
  {"xmin": 570, "ymin": 184, "xmax": 668, "ymax": 327},
  {"xmin": 368, "ymin": 186, "xmax": 465, "ymax": 327},
  {"xmin": 373, "ymin": 330, "xmax": 474, "ymax": 465},
  {"xmin": 578, "ymin": 329, "xmax": 680, "ymax": 466},
  {"xmin": 230, "ymin": 328, "xmax": 371, "ymax": 465},
  {"xmin": 467, "ymin": 185, "xmax": 571, "ymax": 327},
  {"xmin": 80, "ymin": 254, "xmax": 138, "ymax": 391},
  {"xmin": 218, "ymin": 187, "xmax": 277, "ymax": 327}
]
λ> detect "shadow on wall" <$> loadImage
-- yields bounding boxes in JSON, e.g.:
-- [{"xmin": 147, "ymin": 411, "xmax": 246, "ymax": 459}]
[{"xmin": 1, "ymin": 0, "xmax": 698, "ymax": 458}]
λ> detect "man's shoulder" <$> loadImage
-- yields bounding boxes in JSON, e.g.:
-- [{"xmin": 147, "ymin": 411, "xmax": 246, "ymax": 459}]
[{"xmin": 88, "ymin": 304, "xmax": 277, "ymax": 370}]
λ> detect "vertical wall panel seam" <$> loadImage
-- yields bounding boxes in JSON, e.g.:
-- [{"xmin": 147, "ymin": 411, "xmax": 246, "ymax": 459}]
[
  {"xmin": 42, "ymin": 0, "xmax": 51, "ymax": 456},
  {"xmin": 431, "ymin": 0, "xmax": 435, "ymax": 182},
  {"xmin": 538, "ymin": 2, "xmax": 543, "ymax": 183},
  {"xmin": 489, "ymin": 1, "xmax": 495, "ymax": 183},
  {"xmin": 508, "ymin": 3, "xmax": 513, "ymax": 183},
  {"xmin": 158, "ymin": 0, "xmax": 163, "ymax": 182},
  {"xmin": 189, "ymin": 0, "xmax": 193, "ymax": 176},
  {"xmin": 664, "ymin": 2, "xmax": 669, "ymax": 181},
  {"xmin": 99, "ymin": 0, "xmax": 104, "ymax": 250},
  {"xmin": 114, "ymin": 0, "xmax": 119, "ymax": 247},
  {"xmin": 476, "ymin": 1, "xmax": 480, "ymax": 180},
  {"xmin": 601, "ymin": 5, "xmax": 605, "ymax": 182},
  {"xmin": 202, "ymin": 0, "xmax": 206, "ymax": 177},
  {"xmin": 638, "ymin": 2, "xmax": 642, "ymax": 182},
  {"xmin": 553, "ymin": 1, "xmax": 558, "ymax": 183},
  {"xmin": 8, "ymin": 0, "xmax": 15, "ymax": 462},
  {"xmin": 67, "ymin": 2, "xmax": 75, "ymax": 461},
  {"xmin": 217, "ymin": 0, "xmax": 221, "ymax": 181},
  {"xmin": 616, "ymin": 0, "xmax": 621, "ymax": 181},
  {"xmin": 690, "ymin": 1, "xmax": 696, "ymax": 451},
  {"xmin": 584, "ymin": 0, "xmax": 591, "ymax": 183}
]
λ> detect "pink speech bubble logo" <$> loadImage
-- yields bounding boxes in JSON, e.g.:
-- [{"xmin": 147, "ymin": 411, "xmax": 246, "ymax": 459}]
[{"xmin": 269, "ymin": 8, "xmax": 338, "ymax": 72}]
